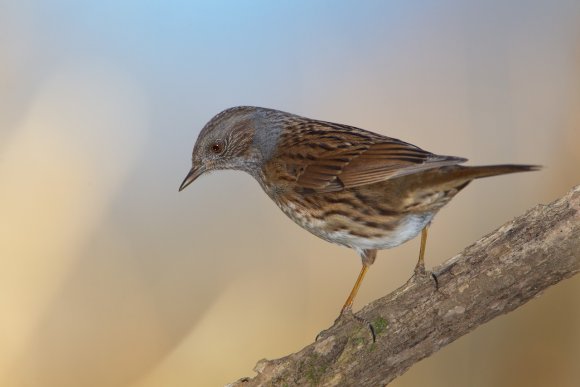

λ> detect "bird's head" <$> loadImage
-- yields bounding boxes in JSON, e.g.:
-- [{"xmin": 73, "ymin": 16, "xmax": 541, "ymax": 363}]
[{"xmin": 179, "ymin": 106, "xmax": 285, "ymax": 191}]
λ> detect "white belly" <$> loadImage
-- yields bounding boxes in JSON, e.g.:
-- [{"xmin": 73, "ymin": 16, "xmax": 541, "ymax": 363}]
[
  {"xmin": 278, "ymin": 198, "xmax": 433, "ymax": 251},
  {"xmin": 320, "ymin": 213, "xmax": 433, "ymax": 251}
]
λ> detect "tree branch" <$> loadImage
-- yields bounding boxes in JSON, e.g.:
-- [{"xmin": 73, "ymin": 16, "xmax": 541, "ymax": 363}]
[{"xmin": 229, "ymin": 185, "xmax": 580, "ymax": 387}]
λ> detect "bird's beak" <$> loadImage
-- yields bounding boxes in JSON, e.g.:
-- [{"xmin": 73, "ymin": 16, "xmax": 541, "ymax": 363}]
[{"xmin": 179, "ymin": 165, "xmax": 204, "ymax": 192}]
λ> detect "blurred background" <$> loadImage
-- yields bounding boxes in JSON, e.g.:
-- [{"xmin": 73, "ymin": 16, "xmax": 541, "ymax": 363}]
[{"xmin": 1, "ymin": 1, "xmax": 579, "ymax": 386}]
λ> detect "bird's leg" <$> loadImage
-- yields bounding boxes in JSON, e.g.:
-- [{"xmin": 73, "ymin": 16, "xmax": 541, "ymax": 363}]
[
  {"xmin": 333, "ymin": 250, "xmax": 377, "ymax": 342},
  {"xmin": 340, "ymin": 249, "xmax": 376, "ymax": 315},
  {"xmin": 413, "ymin": 224, "xmax": 429, "ymax": 276},
  {"xmin": 316, "ymin": 263, "xmax": 376, "ymax": 342},
  {"xmin": 340, "ymin": 264, "xmax": 369, "ymax": 315}
]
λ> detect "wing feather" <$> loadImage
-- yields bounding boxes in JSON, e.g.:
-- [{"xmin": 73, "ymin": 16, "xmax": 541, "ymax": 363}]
[{"xmin": 274, "ymin": 120, "xmax": 466, "ymax": 192}]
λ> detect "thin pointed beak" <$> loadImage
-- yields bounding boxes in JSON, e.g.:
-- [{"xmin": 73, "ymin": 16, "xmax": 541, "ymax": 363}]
[{"xmin": 179, "ymin": 165, "xmax": 204, "ymax": 192}]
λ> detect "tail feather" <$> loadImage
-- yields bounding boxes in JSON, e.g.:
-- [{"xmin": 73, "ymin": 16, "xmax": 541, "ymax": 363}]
[
  {"xmin": 462, "ymin": 164, "xmax": 541, "ymax": 180},
  {"xmin": 422, "ymin": 164, "xmax": 541, "ymax": 192},
  {"xmin": 397, "ymin": 163, "xmax": 539, "ymax": 209}
]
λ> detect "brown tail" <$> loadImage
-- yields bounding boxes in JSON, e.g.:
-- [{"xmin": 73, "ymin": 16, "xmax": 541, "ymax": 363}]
[
  {"xmin": 424, "ymin": 164, "xmax": 541, "ymax": 192},
  {"xmin": 461, "ymin": 164, "xmax": 541, "ymax": 180}
]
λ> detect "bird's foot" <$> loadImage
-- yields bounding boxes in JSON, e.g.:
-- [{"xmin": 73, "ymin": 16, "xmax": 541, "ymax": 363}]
[
  {"xmin": 413, "ymin": 261, "xmax": 427, "ymax": 277},
  {"xmin": 431, "ymin": 271, "xmax": 440, "ymax": 290},
  {"xmin": 316, "ymin": 308, "xmax": 376, "ymax": 343},
  {"xmin": 315, "ymin": 309, "xmax": 347, "ymax": 341},
  {"xmin": 349, "ymin": 311, "xmax": 377, "ymax": 343},
  {"xmin": 407, "ymin": 263, "xmax": 439, "ymax": 290}
]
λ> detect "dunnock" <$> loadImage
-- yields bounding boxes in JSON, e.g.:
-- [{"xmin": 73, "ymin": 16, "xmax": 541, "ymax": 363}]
[{"xmin": 179, "ymin": 106, "xmax": 538, "ymax": 315}]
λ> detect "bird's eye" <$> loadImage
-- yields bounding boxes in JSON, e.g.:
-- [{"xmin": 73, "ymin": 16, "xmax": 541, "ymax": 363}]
[{"xmin": 210, "ymin": 141, "xmax": 223, "ymax": 154}]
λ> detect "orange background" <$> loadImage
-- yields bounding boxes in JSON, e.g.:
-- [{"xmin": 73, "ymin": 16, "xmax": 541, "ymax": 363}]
[{"xmin": 1, "ymin": 2, "xmax": 579, "ymax": 386}]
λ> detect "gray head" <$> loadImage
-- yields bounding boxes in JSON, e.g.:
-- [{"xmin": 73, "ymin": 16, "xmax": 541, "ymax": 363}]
[{"xmin": 179, "ymin": 106, "xmax": 286, "ymax": 191}]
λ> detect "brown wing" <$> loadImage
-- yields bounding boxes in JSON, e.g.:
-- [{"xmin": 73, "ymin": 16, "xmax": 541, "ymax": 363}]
[{"xmin": 277, "ymin": 120, "xmax": 466, "ymax": 193}]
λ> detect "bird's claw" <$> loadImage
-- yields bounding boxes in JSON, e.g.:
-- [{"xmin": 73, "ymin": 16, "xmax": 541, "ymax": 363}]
[{"xmin": 315, "ymin": 309, "xmax": 376, "ymax": 343}]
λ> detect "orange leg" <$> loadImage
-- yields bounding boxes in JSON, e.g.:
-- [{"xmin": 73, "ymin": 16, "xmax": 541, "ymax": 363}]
[
  {"xmin": 414, "ymin": 225, "xmax": 429, "ymax": 275},
  {"xmin": 340, "ymin": 264, "xmax": 370, "ymax": 314}
]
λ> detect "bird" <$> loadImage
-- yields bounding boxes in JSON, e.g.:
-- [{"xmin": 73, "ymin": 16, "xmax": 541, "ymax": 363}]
[{"xmin": 179, "ymin": 106, "xmax": 539, "ymax": 317}]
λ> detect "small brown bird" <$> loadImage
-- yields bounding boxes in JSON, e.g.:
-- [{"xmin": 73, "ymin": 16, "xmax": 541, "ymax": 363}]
[{"xmin": 179, "ymin": 106, "xmax": 538, "ymax": 316}]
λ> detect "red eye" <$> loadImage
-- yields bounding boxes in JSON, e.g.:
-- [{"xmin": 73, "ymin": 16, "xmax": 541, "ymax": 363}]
[{"xmin": 211, "ymin": 142, "xmax": 223, "ymax": 154}]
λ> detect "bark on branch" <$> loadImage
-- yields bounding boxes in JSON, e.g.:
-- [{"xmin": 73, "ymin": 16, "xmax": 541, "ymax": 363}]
[{"xmin": 229, "ymin": 185, "xmax": 580, "ymax": 387}]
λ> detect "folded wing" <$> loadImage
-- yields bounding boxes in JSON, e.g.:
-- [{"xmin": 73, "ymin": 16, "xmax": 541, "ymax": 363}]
[{"xmin": 277, "ymin": 120, "xmax": 466, "ymax": 192}]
